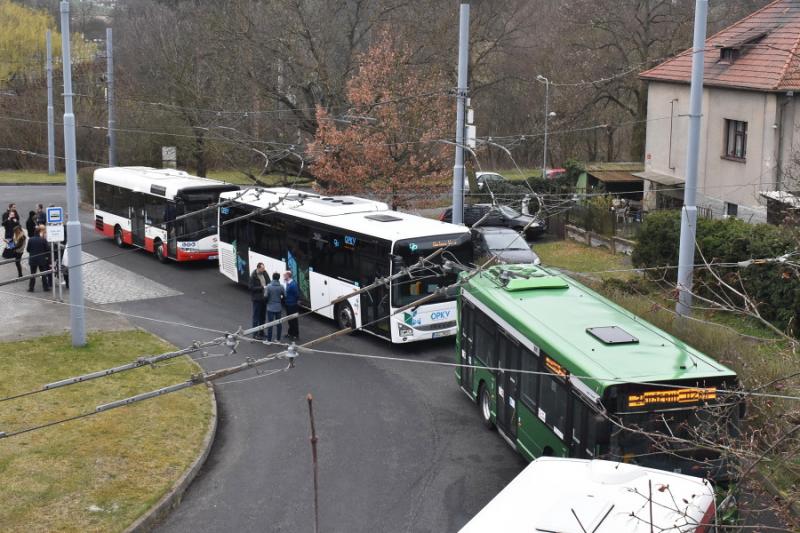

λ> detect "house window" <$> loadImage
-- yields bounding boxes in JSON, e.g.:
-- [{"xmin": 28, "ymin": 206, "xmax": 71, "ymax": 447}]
[
  {"xmin": 725, "ymin": 202, "xmax": 738, "ymax": 217},
  {"xmin": 724, "ymin": 119, "xmax": 747, "ymax": 160}
]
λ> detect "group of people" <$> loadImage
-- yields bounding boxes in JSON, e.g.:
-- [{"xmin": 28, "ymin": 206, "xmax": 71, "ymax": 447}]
[
  {"xmin": 249, "ymin": 263, "xmax": 300, "ymax": 342},
  {"xmin": 2, "ymin": 202, "xmax": 64, "ymax": 292}
]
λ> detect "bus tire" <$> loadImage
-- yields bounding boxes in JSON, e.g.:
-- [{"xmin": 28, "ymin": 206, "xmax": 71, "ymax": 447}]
[
  {"xmin": 478, "ymin": 383, "xmax": 495, "ymax": 430},
  {"xmin": 154, "ymin": 239, "xmax": 168, "ymax": 263},
  {"xmin": 114, "ymin": 226, "xmax": 125, "ymax": 248},
  {"xmin": 335, "ymin": 302, "xmax": 355, "ymax": 330}
]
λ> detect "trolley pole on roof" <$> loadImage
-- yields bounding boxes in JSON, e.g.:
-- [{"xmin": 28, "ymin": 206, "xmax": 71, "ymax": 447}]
[
  {"xmin": 106, "ymin": 27, "xmax": 116, "ymax": 167},
  {"xmin": 59, "ymin": 0, "xmax": 86, "ymax": 346},
  {"xmin": 451, "ymin": 1, "xmax": 470, "ymax": 225},
  {"xmin": 675, "ymin": 0, "xmax": 708, "ymax": 317},
  {"xmin": 46, "ymin": 30, "xmax": 55, "ymax": 175}
]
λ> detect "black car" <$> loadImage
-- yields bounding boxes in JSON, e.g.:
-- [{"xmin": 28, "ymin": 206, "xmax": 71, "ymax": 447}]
[
  {"xmin": 471, "ymin": 227, "xmax": 540, "ymax": 265},
  {"xmin": 440, "ymin": 203, "xmax": 546, "ymax": 239}
]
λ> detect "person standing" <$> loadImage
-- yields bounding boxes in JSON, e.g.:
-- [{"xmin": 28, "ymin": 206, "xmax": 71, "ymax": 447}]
[
  {"xmin": 283, "ymin": 270, "xmax": 300, "ymax": 339},
  {"xmin": 11, "ymin": 225, "xmax": 27, "ymax": 278},
  {"xmin": 265, "ymin": 272, "xmax": 285, "ymax": 342},
  {"xmin": 35, "ymin": 204, "xmax": 46, "ymax": 225},
  {"xmin": 27, "ymin": 228, "xmax": 50, "ymax": 292},
  {"xmin": 2, "ymin": 205, "xmax": 19, "ymax": 240},
  {"xmin": 25, "ymin": 210, "xmax": 37, "ymax": 239},
  {"xmin": 249, "ymin": 262, "xmax": 268, "ymax": 339}
]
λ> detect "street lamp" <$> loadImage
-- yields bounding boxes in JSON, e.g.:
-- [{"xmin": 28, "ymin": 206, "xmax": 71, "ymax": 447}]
[{"xmin": 536, "ymin": 75, "xmax": 556, "ymax": 179}]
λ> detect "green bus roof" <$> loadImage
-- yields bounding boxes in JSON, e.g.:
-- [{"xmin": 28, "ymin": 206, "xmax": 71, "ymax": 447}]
[{"xmin": 462, "ymin": 265, "xmax": 736, "ymax": 395}]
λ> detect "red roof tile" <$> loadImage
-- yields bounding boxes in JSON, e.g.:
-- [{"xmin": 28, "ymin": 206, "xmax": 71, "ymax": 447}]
[{"xmin": 640, "ymin": 0, "xmax": 800, "ymax": 91}]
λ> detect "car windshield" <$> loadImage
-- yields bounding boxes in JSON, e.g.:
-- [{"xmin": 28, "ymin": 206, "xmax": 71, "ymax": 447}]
[
  {"xmin": 483, "ymin": 232, "xmax": 529, "ymax": 251},
  {"xmin": 498, "ymin": 205, "xmax": 521, "ymax": 218}
]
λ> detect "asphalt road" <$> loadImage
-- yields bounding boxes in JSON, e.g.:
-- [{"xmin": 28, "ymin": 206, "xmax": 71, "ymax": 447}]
[{"xmin": 1, "ymin": 185, "xmax": 525, "ymax": 532}]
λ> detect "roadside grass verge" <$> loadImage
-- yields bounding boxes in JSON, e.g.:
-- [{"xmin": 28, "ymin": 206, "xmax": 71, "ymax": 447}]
[
  {"xmin": 498, "ymin": 168, "xmax": 541, "ymax": 181},
  {"xmin": 540, "ymin": 239, "xmax": 800, "ymax": 500},
  {"xmin": 0, "ymin": 170, "xmax": 65, "ymax": 184},
  {"xmin": 0, "ymin": 330, "xmax": 213, "ymax": 533}
]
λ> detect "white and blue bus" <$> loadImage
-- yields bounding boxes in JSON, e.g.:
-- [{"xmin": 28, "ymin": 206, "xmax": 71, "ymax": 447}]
[{"xmin": 217, "ymin": 187, "xmax": 473, "ymax": 343}]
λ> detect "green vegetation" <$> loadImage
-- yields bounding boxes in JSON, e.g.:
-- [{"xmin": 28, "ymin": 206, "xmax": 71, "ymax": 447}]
[
  {"xmin": 206, "ymin": 170, "xmax": 313, "ymax": 186},
  {"xmin": 535, "ymin": 239, "xmax": 634, "ymax": 279},
  {"xmin": 500, "ymin": 168, "xmax": 541, "ymax": 181},
  {"xmin": 0, "ymin": 170, "xmax": 65, "ymax": 184},
  {"xmin": 0, "ymin": 331, "xmax": 213, "ymax": 533}
]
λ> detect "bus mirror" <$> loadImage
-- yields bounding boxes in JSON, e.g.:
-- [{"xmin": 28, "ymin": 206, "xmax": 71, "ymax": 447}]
[{"xmin": 593, "ymin": 414, "xmax": 611, "ymax": 445}]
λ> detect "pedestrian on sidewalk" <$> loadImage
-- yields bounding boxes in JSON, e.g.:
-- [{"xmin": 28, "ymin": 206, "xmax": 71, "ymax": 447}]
[
  {"xmin": 27, "ymin": 228, "xmax": 51, "ymax": 292},
  {"xmin": 265, "ymin": 272, "xmax": 285, "ymax": 342},
  {"xmin": 25, "ymin": 210, "xmax": 37, "ymax": 239},
  {"xmin": 2, "ymin": 205, "xmax": 19, "ymax": 240},
  {"xmin": 283, "ymin": 270, "xmax": 300, "ymax": 340},
  {"xmin": 11, "ymin": 225, "xmax": 27, "ymax": 278},
  {"xmin": 249, "ymin": 262, "xmax": 268, "ymax": 339},
  {"xmin": 35, "ymin": 204, "xmax": 46, "ymax": 225}
]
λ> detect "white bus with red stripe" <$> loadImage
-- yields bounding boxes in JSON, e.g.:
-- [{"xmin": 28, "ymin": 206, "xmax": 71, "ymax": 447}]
[
  {"xmin": 460, "ymin": 457, "xmax": 719, "ymax": 533},
  {"xmin": 93, "ymin": 167, "xmax": 239, "ymax": 262}
]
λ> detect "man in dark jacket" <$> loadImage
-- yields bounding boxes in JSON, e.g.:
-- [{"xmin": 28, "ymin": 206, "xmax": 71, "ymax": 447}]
[
  {"xmin": 283, "ymin": 270, "xmax": 300, "ymax": 339},
  {"xmin": 265, "ymin": 272, "xmax": 285, "ymax": 342},
  {"xmin": 27, "ymin": 229, "xmax": 51, "ymax": 292},
  {"xmin": 249, "ymin": 262, "xmax": 268, "ymax": 339}
]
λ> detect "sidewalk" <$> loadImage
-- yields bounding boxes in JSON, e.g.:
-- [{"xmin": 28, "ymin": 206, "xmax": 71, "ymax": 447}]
[{"xmin": 0, "ymin": 246, "xmax": 130, "ymax": 342}]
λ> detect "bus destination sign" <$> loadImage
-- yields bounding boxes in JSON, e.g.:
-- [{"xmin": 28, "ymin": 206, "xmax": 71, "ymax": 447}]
[{"xmin": 627, "ymin": 387, "xmax": 717, "ymax": 409}]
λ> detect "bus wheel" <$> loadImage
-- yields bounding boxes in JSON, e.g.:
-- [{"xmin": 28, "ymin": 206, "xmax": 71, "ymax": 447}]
[
  {"xmin": 335, "ymin": 303, "xmax": 355, "ymax": 330},
  {"xmin": 114, "ymin": 226, "xmax": 125, "ymax": 248},
  {"xmin": 154, "ymin": 240, "xmax": 168, "ymax": 263},
  {"xmin": 478, "ymin": 383, "xmax": 495, "ymax": 430}
]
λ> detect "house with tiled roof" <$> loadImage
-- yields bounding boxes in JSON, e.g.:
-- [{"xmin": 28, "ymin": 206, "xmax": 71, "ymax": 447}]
[{"xmin": 637, "ymin": 0, "xmax": 800, "ymax": 222}]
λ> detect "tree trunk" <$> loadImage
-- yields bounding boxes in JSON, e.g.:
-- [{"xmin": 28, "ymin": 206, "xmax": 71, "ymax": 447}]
[{"xmin": 194, "ymin": 130, "xmax": 207, "ymax": 177}]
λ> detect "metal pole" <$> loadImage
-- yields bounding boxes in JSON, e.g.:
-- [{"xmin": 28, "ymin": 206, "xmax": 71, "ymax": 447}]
[
  {"xmin": 451, "ymin": 1, "xmax": 470, "ymax": 225},
  {"xmin": 60, "ymin": 1, "xmax": 86, "ymax": 346},
  {"xmin": 46, "ymin": 30, "xmax": 55, "ymax": 175},
  {"xmin": 58, "ymin": 242, "xmax": 63, "ymax": 302},
  {"xmin": 307, "ymin": 394, "xmax": 320, "ymax": 533},
  {"xmin": 106, "ymin": 27, "xmax": 116, "ymax": 167},
  {"xmin": 50, "ymin": 243, "xmax": 55, "ymax": 300},
  {"xmin": 676, "ymin": 0, "xmax": 708, "ymax": 316},
  {"xmin": 542, "ymin": 78, "xmax": 549, "ymax": 180}
]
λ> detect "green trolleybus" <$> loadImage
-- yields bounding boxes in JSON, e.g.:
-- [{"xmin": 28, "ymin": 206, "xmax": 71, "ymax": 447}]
[{"xmin": 456, "ymin": 264, "xmax": 741, "ymax": 482}]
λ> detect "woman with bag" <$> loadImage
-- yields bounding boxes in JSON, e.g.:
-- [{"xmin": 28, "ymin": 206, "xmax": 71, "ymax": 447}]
[
  {"xmin": 2, "ymin": 207, "xmax": 19, "ymax": 240},
  {"xmin": 11, "ymin": 225, "xmax": 26, "ymax": 277}
]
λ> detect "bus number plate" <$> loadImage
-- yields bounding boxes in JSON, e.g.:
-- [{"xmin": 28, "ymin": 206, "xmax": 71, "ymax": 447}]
[{"xmin": 208, "ymin": 255, "xmax": 218, "ymax": 261}]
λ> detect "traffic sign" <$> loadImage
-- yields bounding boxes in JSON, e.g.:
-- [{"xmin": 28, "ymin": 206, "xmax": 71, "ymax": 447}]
[
  {"xmin": 46, "ymin": 206, "xmax": 63, "ymax": 224},
  {"xmin": 46, "ymin": 223, "xmax": 64, "ymax": 243}
]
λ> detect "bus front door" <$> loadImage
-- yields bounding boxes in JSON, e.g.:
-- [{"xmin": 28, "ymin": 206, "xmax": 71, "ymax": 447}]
[
  {"xmin": 496, "ymin": 331, "xmax": 520, "ymax": 440},
  {"xmin": 131, "ymin": 193, "xmax": 146, "ymax": 247}
]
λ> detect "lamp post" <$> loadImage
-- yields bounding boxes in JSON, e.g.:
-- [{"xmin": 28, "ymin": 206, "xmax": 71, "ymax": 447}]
[{"xmin": 536, "ymin": 75, "xmax": 556, "ymax": 179}]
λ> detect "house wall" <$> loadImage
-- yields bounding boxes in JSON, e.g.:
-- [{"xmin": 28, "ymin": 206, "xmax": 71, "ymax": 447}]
[{"xmin": 643, "ymin": 81, "xmax": 787, "ymax": 223}]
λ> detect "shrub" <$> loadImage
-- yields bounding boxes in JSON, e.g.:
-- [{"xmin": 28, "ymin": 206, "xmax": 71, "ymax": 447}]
[
  {"xmin": 632, "ymin": 211, "xmax": 799, "ymax": 336},
  {"xmin": 77, "ymin": 166, "xmax": 99, "ymax": 205}
]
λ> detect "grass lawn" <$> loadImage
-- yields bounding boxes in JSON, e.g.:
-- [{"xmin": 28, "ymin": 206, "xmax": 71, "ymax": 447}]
[
  {"xmin": 0, "ymin": 330, "xmax": 213, "ymax": 533},
  {"xmin": 0, "ymin": 170, "xmax": 65, "ymax": 184},
  {"xmin": 497, "ymin": 168, "xmax": 541, "ymax": 181},
  {"xmin": 535, "ymin": 239, "xmax": 634, "ymax": 279}
]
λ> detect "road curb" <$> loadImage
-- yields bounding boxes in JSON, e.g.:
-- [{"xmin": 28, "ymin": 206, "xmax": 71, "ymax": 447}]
[
  {"xmin": 0, "ymin": 182, "xmax": 65, "ymax": 186},
  {"xmin": 123, "ymin": 382, "xmax": 218, "ymax": 533}
]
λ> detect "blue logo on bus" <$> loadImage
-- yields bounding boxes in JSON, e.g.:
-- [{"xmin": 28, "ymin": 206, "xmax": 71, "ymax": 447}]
[
  {"xmin": 344, "ymin": 235, "xmax": 357, "ymax": 247},
  {"xmin": 430, "ymin": 310, "xmax": 451, "ymax": 321},
  {"xmin": 409, "ymin": 243, "xmax": 418, "ymax": 252}
]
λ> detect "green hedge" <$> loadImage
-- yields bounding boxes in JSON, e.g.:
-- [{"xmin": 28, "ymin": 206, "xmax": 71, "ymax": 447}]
[
  {"xmin": 632, "ymin": 210, "xmax": 799, "ymax": 336},
  {"xmin": 77, "ymin": 166, "xmax": 99, "ymax": 205}
]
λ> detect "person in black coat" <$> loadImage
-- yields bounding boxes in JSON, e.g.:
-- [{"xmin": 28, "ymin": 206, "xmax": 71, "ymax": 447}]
[
  {"xmin": 27, "ymin": 229, "xmax": 51, "ymax": 292},
  {"xmin": 249, "ymin": 262, "xmax": 268, "ymax": 339},
  {"xmin": 25, "ymin": 210, "xmax": 37, "ymax": 238},
  {"xmin": 2, "ymin": 207, "xmax": 19, "ymax": 240}
]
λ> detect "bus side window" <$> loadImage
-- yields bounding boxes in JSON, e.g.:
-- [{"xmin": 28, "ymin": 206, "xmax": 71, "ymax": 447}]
[
  {"xmin": 520, "ymin": 348, "xmax": 539, "ymax": 409},
  {"xmin": 474, "ymin": 319, "xmax": 496, "ymax": 368},
  {"xmin": 539, "ymin": 371, "xmax": 568, "ymax": 440}
]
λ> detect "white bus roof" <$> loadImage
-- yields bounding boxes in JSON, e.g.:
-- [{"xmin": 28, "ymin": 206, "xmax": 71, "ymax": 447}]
[
  {"xmin": 221, "ymin": 187, "xmax": 470, "ymax": 243},
  {"xmin": 94, "ymin": 167, "xmax": 236, "ymax": 199},
  {"xmin": 460, "ymin": 458, "xmax": 715, "ymax": 533}
]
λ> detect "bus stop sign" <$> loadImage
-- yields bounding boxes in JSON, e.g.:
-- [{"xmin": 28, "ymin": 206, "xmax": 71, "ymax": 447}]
[{"xmin": 46, "ymin": 206, "xmax": 63, "ymax": 224}]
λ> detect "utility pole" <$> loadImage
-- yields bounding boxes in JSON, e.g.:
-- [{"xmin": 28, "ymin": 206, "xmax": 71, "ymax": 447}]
[
  {"xmin": 451, "ymin": 1, "xmax": 470, "ymax": 225},
  {"xmin": 46, "ymin": 30, "xmax": 55, "ymax": 175},
  {"xmin": 106, "ymin": 27, "xmax": 116, "ymax": 167},
  {"xmin": 676, "ymin": 0, "xmax": 708, "ymax": 316},
  {"xmin": 307, "ymin": 394, "xmax": 320, "ymax": 533},
  {"xmin": 536, "ymin": 75, "xmax": 554, "ymax": 180},
  {"xmin": 59, "ymin": 1, "xmax": 86, "ymax": 346}
]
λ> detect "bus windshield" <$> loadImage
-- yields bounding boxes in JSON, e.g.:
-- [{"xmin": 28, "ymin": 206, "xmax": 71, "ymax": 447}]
[
  {"xmin": 178, "ymin": 193, "xmax": 219, "ymax": 241},
  {"xmin": 391, "ymin": 234, "xmax": 473, "ymax": 307}
]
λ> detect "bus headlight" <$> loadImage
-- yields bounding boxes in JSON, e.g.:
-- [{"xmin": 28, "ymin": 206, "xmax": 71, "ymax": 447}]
[{"xmin": 398, "ymin": 323, "xmax": 413, "ymax": 337}]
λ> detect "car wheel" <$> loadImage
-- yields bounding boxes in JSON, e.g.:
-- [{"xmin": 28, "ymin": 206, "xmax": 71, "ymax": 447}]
[
  {"xmin": 478, "ymin": 383, "xmax": 495, "ymax": 430},
  {"xmin": 114, "ymin": 226, "xmax": 125, "ymax": 248},
  {"xmin": 335, "ymin": 302, "xmax": 355, "ymax": 330}
]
